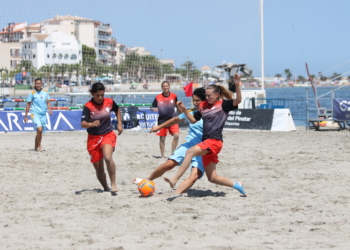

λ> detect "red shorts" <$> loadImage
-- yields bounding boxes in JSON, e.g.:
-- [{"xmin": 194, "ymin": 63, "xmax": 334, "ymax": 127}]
[
  {"xmin": 87, "ymin": 131, "xmax": 117, "ymax": 163},
  {"xmin": 198, "ymin": 139, "xmax": 223, "ymax": 167},
  {"xmin": 156, "ymin": 124, "xmax": 179, "ymax": 137}
]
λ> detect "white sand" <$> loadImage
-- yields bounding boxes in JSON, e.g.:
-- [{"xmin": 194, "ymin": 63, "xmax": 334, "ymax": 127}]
[{"xmin": 1, "ymin": 128, "xmax": 350, "ymax": 249}]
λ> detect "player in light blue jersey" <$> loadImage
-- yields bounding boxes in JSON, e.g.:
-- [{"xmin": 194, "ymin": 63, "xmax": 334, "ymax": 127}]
[
  {"xmin": 133, "ymin": 88, "xmax": 206, "ymax": 194},
  {"xmin": 24, "ymin": 78, "xmax": 52, "ymax": 151}
]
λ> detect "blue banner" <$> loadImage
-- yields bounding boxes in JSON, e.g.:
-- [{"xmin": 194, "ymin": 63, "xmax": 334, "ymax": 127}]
[
  {"xmin": 0, "ymin": 109, "xmax": 158, "ymax": 132},
  {"xmin": 333, "ymin": 99, "xmax": 350, "ymax": 121}
]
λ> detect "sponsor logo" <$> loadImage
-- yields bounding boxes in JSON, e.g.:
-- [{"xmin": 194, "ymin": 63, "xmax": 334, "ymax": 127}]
[
  {"xmin": 106, "ymin": 107, "xmax": 110, "ymax": 112},
  {"xmin": 170, "ymin": 100, "xmax": 174, "ymax": 103}
]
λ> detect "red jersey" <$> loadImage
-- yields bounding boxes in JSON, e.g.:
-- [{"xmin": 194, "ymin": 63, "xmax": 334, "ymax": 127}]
[
  {"xmin": 81, "ymin": 98, "xmax": 119, "ymax": 135},
  {"xmin": 151, "ymin": 92, "xmax": 178, "ymax": 125},
  {"xmin": 194, "ymin": 100, "xmax": 237, "ymax": 141}
]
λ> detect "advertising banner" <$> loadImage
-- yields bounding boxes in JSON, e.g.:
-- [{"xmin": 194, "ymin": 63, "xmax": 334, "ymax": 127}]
[
  {"xmin": 333, "ymin": 99, "xmax": 350, "ymax": 121},
  {"xmin": 0, "ymin": 109, "xmax": 158, "ymax": 132},
  {"xmin": 224, "ymin": 109, "xmax": 296, "ymax": 131},
  {"xmin": 224, "ymin": 109, "xmax": 274, "ymax": 130}
]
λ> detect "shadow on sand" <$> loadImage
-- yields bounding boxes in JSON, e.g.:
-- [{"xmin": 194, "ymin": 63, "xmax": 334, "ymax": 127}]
[{"xmin": 166, "ymin": 189, "xmax": 226, "ymax": 202}]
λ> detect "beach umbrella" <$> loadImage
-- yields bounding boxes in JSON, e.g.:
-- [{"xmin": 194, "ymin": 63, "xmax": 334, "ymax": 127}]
[
  {"xmin": 94, "ymin": 78, "xmax": 102, "ymax": 81},
  {"xmin": 130, "ymin": 82, "xmax": 138, "ymax": 85},
  {"xmin": 102, "ymin": 76, "xmax": 111, "ymax": 80}
]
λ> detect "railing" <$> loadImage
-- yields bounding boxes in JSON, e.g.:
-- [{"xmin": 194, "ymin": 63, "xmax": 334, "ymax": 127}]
[
  {"xmin": 98, "ymin": 35, "xmax": 110, "ymax": 40},
  {"xmin": 244, "ymin": 98, "xmax": 307, "ymax": 123},
  {"xmin": 98, "ymin": 44, "xmax": 110, "ymax": 49}
]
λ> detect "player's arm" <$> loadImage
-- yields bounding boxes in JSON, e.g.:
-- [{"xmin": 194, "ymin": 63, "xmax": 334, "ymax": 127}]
[
  {"xmin": 46, "ymin": 100, "xmax": 52, "ymax": 115},
  {"xmin": 81, "ymin": 106, "xmax": 100, "ymax": 128},
  {"xmin": 150, "ymin": 98, "xmax": 158, "ymax": 112},
  {"xmin": 113, "ymin": 102, "xmax": 123, "ymax": 135},
  {"xmin": 150, "ymin": 116, "xmax": 182, "ymax": 133},
  {"xmin": 233, "ymin": 74, "xmax": 242, "ymax": 107},
  {"xmin": 177, "ymin": 101, "xmax": 197, "ymax": 124},
  {"xmin": 24, "ymin": 102, "xmax": 31, "ymax": 123}
]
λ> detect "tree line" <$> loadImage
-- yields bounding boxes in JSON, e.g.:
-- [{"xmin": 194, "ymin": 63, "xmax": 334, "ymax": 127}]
[{"xmin": 3, "ymin": 45, "xmax": 202, "ymax": 86}]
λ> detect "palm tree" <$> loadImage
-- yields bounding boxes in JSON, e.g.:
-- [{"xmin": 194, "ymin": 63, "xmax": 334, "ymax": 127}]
[
  {"xmin": 275, "ymin": 73, "xmax": 282, "ymax": 79},
  {"xmin": 58, "ymin": 64, "xmax": 69, "ymax": 85},
  {"xmin": 181, "ymin": 60, "xmax": 196, "ymax": 80},
  {"xmin": 66, "ymin": 64, "xmax": 76, "ymax": 85},
  {"xmin": 8, "ymin": 68, "xmax": 21, "ymax": 86},
  {"xmin": 39, "ymin": 64, "xmax": 53, "ymax": 86},
  {"xmin": 74, "ymin": 64, "xmax": 84, "ymax": 86},
  {"xmin": 284, "ymin": 69, "xmax": 292, "ymax": 81},
  {"xmin": 53, "ymin": 64, "xmax": 60, "ymax": 85},
  {"xmin": 16, "ymin": 60, "xmax": 33, "ymax": 72},
  {"xmin": 297, "ymin": 75, "xmax": 305, "ymax": 82}
]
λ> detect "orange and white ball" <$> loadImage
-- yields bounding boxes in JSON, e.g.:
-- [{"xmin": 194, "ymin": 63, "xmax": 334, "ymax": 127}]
[{"xmin": 138, "ymin": 180, "xmax": 156, "ymax": 197}]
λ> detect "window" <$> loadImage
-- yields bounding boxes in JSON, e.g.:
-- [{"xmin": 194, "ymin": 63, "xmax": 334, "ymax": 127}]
[
  {"xmin": 79, "ymin": 50, "xmax": 81, "ymax": 54},
  {"xmin": 58, "ymin": 54, "xmax": 62, "ymax": 59},
  {"xmin": 33, "ymin": 54, "xmax": 35, "ymax": 58},
  {"xmin": 47, "ymin": 54, "xmax": 50, "ymax": 58},
  {"xmin": 64, "ymin": 54, "xmax": 69, "ymax": 59},
  {"xmin": 24, "ymin": 54, "xmax": 26, "ymax": 59},
  {"xmin": 70, "ymin": 54, "xmax": 77, "ymax": 60},
  {"xmin": 46, "ymin": 43, "xmax": 48, "ymax": 48},
  {"xmin": 71, "ymin": 32, "xmax": 73, "ymax": 34},
  {"xmin": 29, "ymin": 44, "xmax": 30, "ymax": 48},
  {"xmin": 24, "ymin": 44, "xmax": 26, "ymax": 49},
  {"xmin": 53, "ymin": 53, "xmax": 57, "ymax": 59}
]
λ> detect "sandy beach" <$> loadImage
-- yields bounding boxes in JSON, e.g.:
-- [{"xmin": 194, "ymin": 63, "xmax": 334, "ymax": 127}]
[{"xmin": 1, "ymin": 127, "xmax": 350, "ymax": 249}]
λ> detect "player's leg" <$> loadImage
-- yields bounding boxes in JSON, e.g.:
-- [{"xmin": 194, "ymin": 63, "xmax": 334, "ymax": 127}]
[
  {"xmin": 159, "ymin": 136, "xmax": 166, "ymax": 158},
  {"xmin": 169, "ymin": 124, "xmax": 179, "ymax": 154},
  {"xmin": 35, "ymin": 126, "xmax": 43, "ymax": 151},
  {"xmin": 146, "ymin": 159, "xmax": 177, "ymax": 180},
  {"xmin": 171, "ymin": 133, "xmax": 179, "ymax": 154},
  {"xmin": 164, "ymin": 145, "xmax": 209, "ymax": 188},
  {"xmin": 205, "ymin": 162, "xmax": 247, "ymax": 196},
  {"xmin": 175, "ymin": 167, "xmax": 202, "ymax": 194},
  {"xmin": 102, "ymin": 143, "xmax": 118, "ymax": 192},
  {"xmin": 92, "ymin": 158, "xmax": 110, "ymax": 191}
]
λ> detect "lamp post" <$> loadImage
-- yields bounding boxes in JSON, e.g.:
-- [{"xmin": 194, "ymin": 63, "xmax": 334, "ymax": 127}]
[
  {"xmin": 186, "ymin": 56, "xmax": 189, "ymax": 81},
  {"xmin": 160, "ymin": 49, "xmax": 163, "ymax": 81}
]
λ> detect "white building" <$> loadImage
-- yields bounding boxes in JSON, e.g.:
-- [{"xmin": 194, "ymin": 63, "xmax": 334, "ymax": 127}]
[
  {"xmin": 40, "ymin": 15, "xmax": 118, "ymax": 65},
  {"xmin": 21, "ymin": 31, "xmax": 82, "ymax": 69}
]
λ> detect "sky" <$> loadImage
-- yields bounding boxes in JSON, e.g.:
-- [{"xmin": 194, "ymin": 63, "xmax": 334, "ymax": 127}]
[{"xmin": 1, "ymin": 0, "xmax": 350, "ymax": 78}]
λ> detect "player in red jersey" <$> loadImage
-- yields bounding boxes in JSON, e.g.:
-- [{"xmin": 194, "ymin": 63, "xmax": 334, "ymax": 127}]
[
  {"xmin": 81, "ymin": 82, "xmax": 123, "ymax": 193},
  {"xmin": 150, "ymin": 81, "xmax": 179, "ymax": 158},
  {"xmin": 164, "ymin": 74, "xmax": 247, "ymax": 197}
]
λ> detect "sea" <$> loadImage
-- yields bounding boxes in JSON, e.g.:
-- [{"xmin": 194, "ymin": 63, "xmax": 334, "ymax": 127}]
[{"xmin": 4, "ymin": 86, "xmax": 350, "ymax": 127}]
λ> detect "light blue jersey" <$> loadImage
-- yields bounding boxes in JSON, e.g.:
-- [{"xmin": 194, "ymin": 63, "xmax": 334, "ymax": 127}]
[
  {"xmin": 27, "ymin": 90, "xmax": 50, "ymax": 115},
  {"xmin": 178, "ymin": 111, "xmax": 203, "ymax": 146},
  {"xmin": 169, "ymin": 110, "xmax": 204, "ymax": 178}
]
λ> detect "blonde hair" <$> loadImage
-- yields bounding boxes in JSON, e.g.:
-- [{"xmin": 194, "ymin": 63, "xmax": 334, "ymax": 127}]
[{"xmin": 206, "ymin": 84, "xmax": 233, "ymax": 100}]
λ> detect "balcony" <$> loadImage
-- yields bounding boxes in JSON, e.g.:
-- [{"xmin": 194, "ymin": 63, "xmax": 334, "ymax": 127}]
[
  {"xmin": 11, "ymin": 53, "xmax": 22, "ymax": 58},
  {"xmin": 98, "ymin": 54, "xmax": 107, "ymax": 59},
  {"xmin": 98, "ymin": 35, "xmax": 110, "ymax": 41},
  {"xmin": 97, "ymin": 25, "xmax": 109, "ymax": 31},
  {"xmin": 98, "ymin": 44, "xmax": 111, "ymax": 49}
]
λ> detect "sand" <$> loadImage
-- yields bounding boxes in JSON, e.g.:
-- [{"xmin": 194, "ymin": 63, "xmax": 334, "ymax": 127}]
[{"xmin": 1, "ymin": 128, "xmax": 350, "ymax": 249}]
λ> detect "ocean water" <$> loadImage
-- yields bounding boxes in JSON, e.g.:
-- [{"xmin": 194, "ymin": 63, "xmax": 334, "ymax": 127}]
[{"xmin": 4, "ymin": 86, "xmax": 350, "ymax": 127}]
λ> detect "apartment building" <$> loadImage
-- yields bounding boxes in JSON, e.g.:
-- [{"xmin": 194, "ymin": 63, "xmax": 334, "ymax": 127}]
[
  {"xmin": 21, "ymin": 31, "xmax": 82, "ymax": 69},
  {"xmin": 41, "ymin": 15, "xmax": 118, "ymax": 65}
]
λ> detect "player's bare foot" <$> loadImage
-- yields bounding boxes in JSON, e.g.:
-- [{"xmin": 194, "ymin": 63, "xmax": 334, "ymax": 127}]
[
  {"xmin": 103, "ymin": 187, "xmax": 111, "ymax": 192},
  {"xmin": 164, "ymin": 177, "xmax": 176, "ymax": 188},
  {"xmin": 132, "ymin": 178, "xmax": 142, "ymax": 185},
  {"xmin": 111, "ymin": 185, "xmax": 119, "ymax": 193}
]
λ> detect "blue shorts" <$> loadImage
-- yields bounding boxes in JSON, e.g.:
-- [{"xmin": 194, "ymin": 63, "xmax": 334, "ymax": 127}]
[
  {"xmin": 169, "ymin": 141, "xmax": 204, "ymax": 179},
  {"xmin": 31, "ymin": 113, "xmax": 47, "ymax": 132}
]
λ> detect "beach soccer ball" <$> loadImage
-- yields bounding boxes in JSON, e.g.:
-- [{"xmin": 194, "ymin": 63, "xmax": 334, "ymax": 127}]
[{"xmin": 138, "ymin": 180, "xmax": 156, "ymax": 197}]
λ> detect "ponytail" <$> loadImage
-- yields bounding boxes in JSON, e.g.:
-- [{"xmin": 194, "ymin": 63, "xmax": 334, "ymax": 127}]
[
  {"xmin": 206, "ymin": 84, "xmax": 233, "ymax": 100},
  {"xmin": 218, "ymin": 85, "xmax": 233, "ymax": 100}
]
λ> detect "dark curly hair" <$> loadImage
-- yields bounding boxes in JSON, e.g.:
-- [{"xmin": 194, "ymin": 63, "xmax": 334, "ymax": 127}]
[
  {"xmin": 90, "ymin": 82, "xmax": 105, "ymax": 94},
  {"xmin": 192, "ymin": 87, "xmax": 206, "ymax": 101}
]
